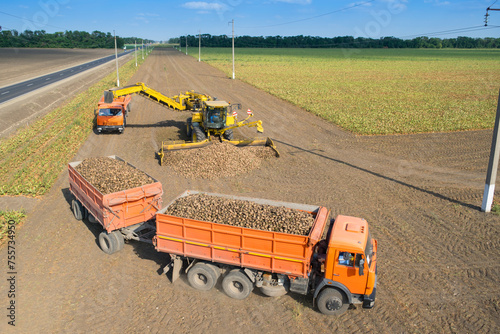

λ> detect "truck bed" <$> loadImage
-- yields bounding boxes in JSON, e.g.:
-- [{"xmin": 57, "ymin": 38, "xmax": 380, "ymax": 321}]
[
  {"xmin": 69, "ymin": 155, "xmax": 163, "ymax": 232},
  {"xmin": 154, "ymin": 191, "xmax": 330, "ymax": 278}
]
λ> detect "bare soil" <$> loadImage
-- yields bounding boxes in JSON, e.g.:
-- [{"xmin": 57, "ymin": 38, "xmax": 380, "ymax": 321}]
[{"xmin": 1, "ymin": 48, "xmax": 499, "ymax": 333}]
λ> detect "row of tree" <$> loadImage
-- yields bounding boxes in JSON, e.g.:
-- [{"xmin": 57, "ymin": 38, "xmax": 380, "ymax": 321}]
[
  {"xmin": 0, "ymin": 30, "xmax": 154, "ymax": 48},
  {"xmin": 174, "ymin": 34, "xmax": 500, "ymax": 49}
]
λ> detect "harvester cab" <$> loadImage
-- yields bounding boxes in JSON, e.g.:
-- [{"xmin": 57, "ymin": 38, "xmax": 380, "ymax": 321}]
[{"xmin": 203, "ymin": 101, "xmax": 233, "ymax": 130}]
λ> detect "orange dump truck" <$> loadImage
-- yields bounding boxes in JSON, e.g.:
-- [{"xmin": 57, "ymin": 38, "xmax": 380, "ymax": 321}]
[
  {"xmin": 154, "ymin": 191, "xmax": 377, "ymax": 316},
  {"xmin": 68, "ymin": 155, "xmax": 163, "ymax": 254},
  {"xmin": 95, "ymin": 93, "xmax": 132, "ymax": 134}
]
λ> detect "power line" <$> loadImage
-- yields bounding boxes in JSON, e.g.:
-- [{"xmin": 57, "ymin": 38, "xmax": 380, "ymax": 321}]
[
  {"xmin": 397, "ymin": 25, "xmax": 500, "ymax": 39},
  {"xmin": 240, "ymin": 0, "xmax": 375, "ymax": 29},
  {"xmin": 0, "ymin": 10, "xmax": 66, "ymax": 30}
]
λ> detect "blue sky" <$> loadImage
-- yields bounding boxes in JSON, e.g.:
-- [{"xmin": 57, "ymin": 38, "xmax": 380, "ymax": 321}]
[{"xmin": 0, "ymin": 1, "xmax": 499, "ymax": 41}]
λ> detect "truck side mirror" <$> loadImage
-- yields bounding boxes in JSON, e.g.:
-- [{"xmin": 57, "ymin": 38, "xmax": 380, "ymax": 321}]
[
  {"xmin": 94, "ymin": 109, "xmax": 97, "ymax": 116},
  {"xmin": 359, "ymin": 259, "xmax": 365, "ymax": 276}
]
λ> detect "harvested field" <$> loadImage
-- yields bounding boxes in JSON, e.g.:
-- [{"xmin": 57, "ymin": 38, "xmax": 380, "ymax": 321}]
[
  {"xmin": 0, "ymin": 48, "xmax": 116, "ymax": 87},
  {"xmin": 165, "ymin": 193, "xmax": 315, "ymax": 235},
  {"xmin": 162, "ymin": 141, "xmax": 277, "ymax": 179},
  {"xmin": 74, "ymin": 157, "xmax": 154, "ymax": 194},
  {"xmin": 3, "ymin": 48, "xmax": 500, "ymax": 334}
]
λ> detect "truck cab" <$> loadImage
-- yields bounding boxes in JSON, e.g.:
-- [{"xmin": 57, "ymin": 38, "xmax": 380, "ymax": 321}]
[
  {"xmin": 95, "ymin": 95, "xmax": 131, "ymax": 134},
  {"xmin": 314, "ymin": 215, "xmax": 377, "ymax": 315}
]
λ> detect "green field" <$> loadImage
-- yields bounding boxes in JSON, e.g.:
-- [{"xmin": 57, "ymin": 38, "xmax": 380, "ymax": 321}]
[{"xmin": 191, "ymin": 48, "xmax": 500, "ymax": 135}]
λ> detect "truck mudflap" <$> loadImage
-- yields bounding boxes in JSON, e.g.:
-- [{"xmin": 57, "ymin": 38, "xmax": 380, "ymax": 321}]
[{"xmin": 363, "ymin": 266, "xmax": 377, "ymax": 308}]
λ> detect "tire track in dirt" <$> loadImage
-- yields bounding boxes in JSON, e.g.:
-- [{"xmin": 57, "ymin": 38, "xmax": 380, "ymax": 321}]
[{"xmin": 5, "ymin": 48, "xmax": 500, "ymax": 334}]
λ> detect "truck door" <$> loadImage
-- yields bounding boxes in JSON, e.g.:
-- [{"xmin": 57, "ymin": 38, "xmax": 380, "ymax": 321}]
[{"xmin": 332, "ymin": 250, "xmax": 368, "ymax": 295}]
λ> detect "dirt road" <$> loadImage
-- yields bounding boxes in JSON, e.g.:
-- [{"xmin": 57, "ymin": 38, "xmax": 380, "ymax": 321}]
[{"xmin": 1, "ymin": 48, "xmax": 499, "ymax": 333}]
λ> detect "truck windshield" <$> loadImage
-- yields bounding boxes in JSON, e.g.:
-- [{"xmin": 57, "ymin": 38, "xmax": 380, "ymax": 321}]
[
  {"xmin": 99, "ymin": 108, "xmax": 122, "ymax": 116},
  {"xmin": 365, "ymin": 232, "xmax": 374, "ymax": 267}
]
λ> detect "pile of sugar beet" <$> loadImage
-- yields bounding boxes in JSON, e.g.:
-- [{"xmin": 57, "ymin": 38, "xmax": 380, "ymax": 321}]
[
  {"xmin": 165, "ymin": 193, "xmax": 315, "ymax": 236},
  {"xmin": 74, "ymin": 157, "xmax": 154, "ymax": 194},
  {"xmin": 162, "ymin": 142, "xmax": 277, "ymax": 179}
]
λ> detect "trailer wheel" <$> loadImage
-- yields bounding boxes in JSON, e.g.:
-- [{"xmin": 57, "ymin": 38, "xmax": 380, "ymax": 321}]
[
  {"xmin": 187, "ymin": 263, "xmax": 217, "ymax": 291},
  {"xmin": 98, "ymin": 231, "xmax": 119, "ymax": 255},
  {"xmin": 222, "ymin": 269, "xmax": 253, "ymax": 300},
  {"xmin": 110, "ymin": 230, "xmax": 124, "ymax": 252},
  {"xmin": 88, "ymin": 214, "xmax": 98, "ymax": 224},
  {"xmin": 72, "ymin": 199, "xmax": 84, "ymax": 220},
  {"xmin": 317, "ymin": 288, "xmax": 349, "ymax": 316}
]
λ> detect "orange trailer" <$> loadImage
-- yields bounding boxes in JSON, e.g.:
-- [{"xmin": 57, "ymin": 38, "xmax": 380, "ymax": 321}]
[
  {"xmin": 68, "ymin": 155, "xmax": 163, "ymax": 254},
  {"xmin": 154, "ymin": 191, "xmax": 377, "ymax": 316}
]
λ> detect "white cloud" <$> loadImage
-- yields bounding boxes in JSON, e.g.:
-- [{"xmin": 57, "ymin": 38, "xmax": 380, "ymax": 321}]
[
  {"xmin": 275, "ymin": 0, "xmax": 312, "ymax": 4},
  {"xmin": 182, "ymin": 2, "xmax": 228, "ymax": 11},
  {"xmin": 424, "ymin": 0, "xmax": 451, "ymax": 5}
]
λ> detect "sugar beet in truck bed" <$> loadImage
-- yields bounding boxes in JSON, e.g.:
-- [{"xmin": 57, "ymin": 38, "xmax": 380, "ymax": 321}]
[{"xmin": 154, "ymin": 190, "xmax": 329, "ymax": 278}]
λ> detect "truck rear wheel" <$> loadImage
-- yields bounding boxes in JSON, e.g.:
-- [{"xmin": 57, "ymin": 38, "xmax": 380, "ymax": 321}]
[
  {"xmin": 187, "ymin": 263, "xmax": 217, "ymax": 291},
  {"xmin": 317, "ymin": 288, "xmax": 349, "ymax": 316},
  {"xmin": 98, "ymin": 231, "xmax": 119, "ymax": 255},
  {"xmin": 72, "ymin": 199, "xmax": 84, "ymax": 220},
  {"xmin": 222, "ymin": 269, "xmax": 253, "ymax": 300}
]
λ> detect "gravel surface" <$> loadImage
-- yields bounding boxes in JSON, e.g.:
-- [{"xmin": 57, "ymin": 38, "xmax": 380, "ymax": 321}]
[
  {"xmin": 165, "ymin": 193, "xmax": 315, "ymax": 235},
  {"xmin": 74, "ymin": 157, "xmax": 155, "ymax": 194},
  {"xmin": 163, "ymin": 141, "xmax": 277, "ymax": 179}
]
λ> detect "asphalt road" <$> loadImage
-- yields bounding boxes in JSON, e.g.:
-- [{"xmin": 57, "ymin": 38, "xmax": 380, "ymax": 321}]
[{"xmin": 0, "ymin": 49, "xmax": 135, "ymax": 104}]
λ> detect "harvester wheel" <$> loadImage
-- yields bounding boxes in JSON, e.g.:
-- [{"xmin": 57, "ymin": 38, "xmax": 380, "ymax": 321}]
[
  {"xmin": 98, "ymin": 231, "xmax": 119, "ymax": 255},
  {"xmin": 192, "ymin": 125, "xmax": 206, "ymax": 142},
  {"xmin": 317, "ymin": 288, "xmax": 349, "ymax": 316},
  {"xmin": 222, "ymin": 269, "xmax": 253, "ymax": 300},
  {"xmin": 223, "ymin": 129, "xmax": 234, "ymax": 141},
  {"xmin": 187, "ymin": 263, "xmax": 218, "ymax": 291},
  {"xmin": 186, "ymin": 118, "xmax": 192, "ymax": 138},
  {"xmin": 72, "ymin": 199, "xmax": 84, "ymax": 221}
]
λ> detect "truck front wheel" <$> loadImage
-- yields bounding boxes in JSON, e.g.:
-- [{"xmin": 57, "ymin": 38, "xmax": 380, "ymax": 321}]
[
  {"xmin": 187, "ymin": 263, "xmax": 217, "ymax": 291},
  {"xmin": 222, "ymin": 269, "xmax": 253, "ymax": 300},
  {"xmin": 317, "ymin": 288, "xmax": 349, "ymax": 316}
]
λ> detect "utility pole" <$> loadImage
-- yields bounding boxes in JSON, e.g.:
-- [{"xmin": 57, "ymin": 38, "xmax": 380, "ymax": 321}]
[
  {"xmin": 135, "ymin": 39, "xmax": 137, "ymax": 66},
  {"xmin": 114, "ymin": 30, "xmax": 120, "ymax": 87},
  {"xmin": 482, "ymin": 89, "xmax": 500, "ymax": 212},
  {"xmin": 229, "ymin": 19, "xmax": 235, "ymax": 79},
  {"xmin": 185, "ymin": 35, "xmax": 188, "ymax": 55},
  {"xmin": 142, "ymin": 39, "xmax": 144, "ymax": 59},
  {"xmin": 198, "ymin": 30, "xmax": 201, "ymax": 62},
  {"xmin": 485, "ymin": 4, "xmax": 500, "ymax": 26}
]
